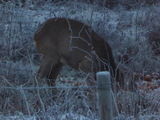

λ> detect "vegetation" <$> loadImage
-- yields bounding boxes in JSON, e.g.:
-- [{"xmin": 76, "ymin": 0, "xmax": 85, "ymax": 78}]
[{"xmin": 0, "ymin": 1, "xmax": 159, "ymax": 119}]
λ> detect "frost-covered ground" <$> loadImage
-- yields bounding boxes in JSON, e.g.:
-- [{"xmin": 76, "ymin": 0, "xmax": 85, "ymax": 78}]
[
  {"xmin": 1, "ymin": 112, "xmax": 160, "ymax": 120},
  {"xmin": 0, "ymin": 1, "xmax": 160, "ymax": 120}
]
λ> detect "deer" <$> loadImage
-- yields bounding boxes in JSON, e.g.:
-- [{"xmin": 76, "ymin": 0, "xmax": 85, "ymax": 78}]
[{"xmin": 34, "ymin": 18, "xmax": 124, "ymax": 97}]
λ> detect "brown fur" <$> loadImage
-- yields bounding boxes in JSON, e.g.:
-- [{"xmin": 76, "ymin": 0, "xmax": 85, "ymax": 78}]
[{"xmin": 34, "ymin": 18, "xmax": 124, "ymax": 90}]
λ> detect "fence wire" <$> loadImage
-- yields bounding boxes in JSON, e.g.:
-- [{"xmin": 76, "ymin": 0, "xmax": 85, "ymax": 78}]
[{"xmin": 0, "ymin": 85, "xmax": 97, "ymax": 90}]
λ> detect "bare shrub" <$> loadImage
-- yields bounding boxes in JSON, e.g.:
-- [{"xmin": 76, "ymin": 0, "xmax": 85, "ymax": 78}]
[{"xmin": 0, "ymin": 1, "xmax": 160, "ymax": 119}]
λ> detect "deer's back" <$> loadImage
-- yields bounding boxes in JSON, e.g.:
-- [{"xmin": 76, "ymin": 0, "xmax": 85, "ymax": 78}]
[{"xmin": 34, "ymin": 18, "xmax": 109, "ymax": 70}]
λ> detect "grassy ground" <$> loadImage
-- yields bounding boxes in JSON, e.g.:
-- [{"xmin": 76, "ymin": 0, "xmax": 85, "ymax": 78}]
[{"xmin": 0, "ymin": 1, "xmax": 160, "ymax": 120}]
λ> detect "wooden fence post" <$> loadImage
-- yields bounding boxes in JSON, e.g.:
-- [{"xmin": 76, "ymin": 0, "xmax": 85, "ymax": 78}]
[{"xmin": 96, "ymin": 71, "xmax": 113, "ymax": 120}]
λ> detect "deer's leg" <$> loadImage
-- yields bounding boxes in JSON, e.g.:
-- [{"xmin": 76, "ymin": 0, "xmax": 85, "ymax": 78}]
[
  {"xmin": 46, "ymin": 62, "xmax": 63, "ymax": 86},
  {"xmin": 37, "ymin": 55, "xmax": 62, "ymax": 95},
  {"xmin": 46, "ymin": 62, "xmax": 63, "ymax": 96},
  {"xmin": 78, "ymin": 59, "xmax": 96, "ymax": 86},
  {"xmin": 78, "ymin": 59, "xmax": 97, "ymax": 107},
  {"xmin": 38, "ymin": 55, "xmax": 59, "ymax": 78}
]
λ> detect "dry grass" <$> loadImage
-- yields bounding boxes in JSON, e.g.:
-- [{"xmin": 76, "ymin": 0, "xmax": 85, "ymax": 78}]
[{"xmin": 0, "ymin": 1, "xmax": 160, "ymax": 119}]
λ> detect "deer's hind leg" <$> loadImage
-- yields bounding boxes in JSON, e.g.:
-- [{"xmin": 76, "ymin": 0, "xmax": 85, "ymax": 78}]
[
  {"xmin": 37, "ymin": 55, "xmax": 59, "ymax": 78},
  {"xmin": 37, "ymin": 55, "xmax": 63, "ymax": 95},
  {"xmin": 46, "ymin": 62, "xmax": 63, "ymax": 87}
]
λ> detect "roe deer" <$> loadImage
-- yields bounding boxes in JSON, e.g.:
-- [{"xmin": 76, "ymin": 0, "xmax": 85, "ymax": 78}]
[{"xmin": 34, "ymin": 18, "xmax": 124, "ymax": 93}]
